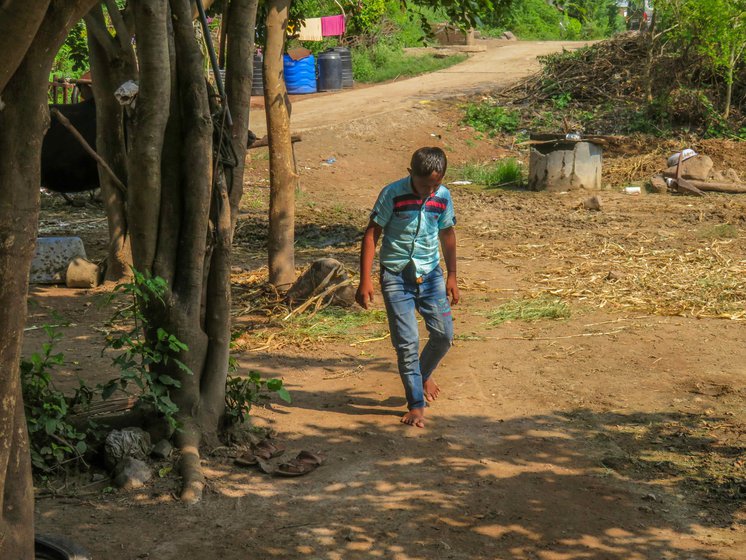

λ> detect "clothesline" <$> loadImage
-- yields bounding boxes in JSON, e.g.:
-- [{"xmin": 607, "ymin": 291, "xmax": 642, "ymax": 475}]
[{"xmin": 295, "ymin": 15, "xmax": 346, "ymax": 41}]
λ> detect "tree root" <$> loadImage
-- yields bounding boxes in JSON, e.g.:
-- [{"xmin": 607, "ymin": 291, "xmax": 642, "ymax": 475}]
[{"xmin": 176, "ymin": 430, "xmax": 204, "ymax": 504}]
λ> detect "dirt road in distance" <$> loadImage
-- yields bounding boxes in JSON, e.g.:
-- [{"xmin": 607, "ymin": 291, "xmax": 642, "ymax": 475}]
[{"xmin": 249, "ymin": 40, "xmax": 591, "ymax": 136}]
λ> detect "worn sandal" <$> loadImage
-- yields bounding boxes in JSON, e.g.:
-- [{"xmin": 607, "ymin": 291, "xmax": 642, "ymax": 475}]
[
  {"xmin": 234, "ymin": 451, "xmax": 259, "ymax": 467},
  {"xmin": 252, "ymin": 439, "xmax": 286, "ymax": 460},
  {"xmin": 275, "ymin": 450, "xmax": 324, "ymax": 477}
]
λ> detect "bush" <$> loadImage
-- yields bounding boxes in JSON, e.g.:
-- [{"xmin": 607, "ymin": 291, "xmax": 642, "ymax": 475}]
[
  {"xmin": 454, "ymin": 159, "xmax": 524, "ymax": 188},
  {"xmin": 352, "ymin": 44, "xmax": 466, "ymax": 83},
  {"xmin": 21, "ymin": 326, "xmax": 98, "ymax": 474},
  {"xmin": 462, "ymin": 101, "xmax": 521, "ymax": 135}
]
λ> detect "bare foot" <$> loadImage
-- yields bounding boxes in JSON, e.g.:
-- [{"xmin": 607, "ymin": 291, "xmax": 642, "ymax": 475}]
[
  {"xmin": 401, "ymin": 408, "xmax": 426, "ymax": 428},
  {"xmin": 423, "ymin": 377, "xmax": 440, "ymax": 402}
]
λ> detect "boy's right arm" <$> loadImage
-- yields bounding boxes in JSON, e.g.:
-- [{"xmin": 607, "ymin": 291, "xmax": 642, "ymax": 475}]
[{"xmin": 356, "ymin": 220, "xmax": 382, "ymax": 309}]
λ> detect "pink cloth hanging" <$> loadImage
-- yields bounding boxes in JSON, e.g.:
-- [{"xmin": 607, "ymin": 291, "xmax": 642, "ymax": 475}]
[{"xmin": 321, "ymin": 15, "xmax": 345, "ymax": 37}]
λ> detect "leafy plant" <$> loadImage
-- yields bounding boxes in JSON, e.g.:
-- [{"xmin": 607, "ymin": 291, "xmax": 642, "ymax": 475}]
[
  {"xmin": 101, "ymin": 270, "xmax": 191, "ymax": 430},
  {"xmin": 51, "ymin": 21, "xmax": 89, "ymax": 81},
  {"xmin": 462, "ymin": 101, "xmax": 521, "ymax": 135},
  {"xmin": 21, "ymin": 326, "xmax": 97, "ymax": 474},
  {"xmin": 225, "ymin": 372, "xmax": 291, "ymax": 425}
]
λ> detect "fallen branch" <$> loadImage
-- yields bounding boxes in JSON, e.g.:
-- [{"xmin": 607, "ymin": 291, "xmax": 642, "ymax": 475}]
[{"xmin": 686, "ymin": 181, "xmax": 746, "ymax": 194}]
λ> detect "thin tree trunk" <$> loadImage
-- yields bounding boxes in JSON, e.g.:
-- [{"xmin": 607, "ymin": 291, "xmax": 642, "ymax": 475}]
[
  {"xmin": 85, "ymin": 5, "xmax": 137, "ymax": 282},
  {"xmin": 197, "ymin": 0, "xmax": 259, "ymax": 437},
  {"xmin": 129, "ymin": 0, "xmax": 171, "ymax": 273},
  {"xmin": 0, "ymin": 3, "xmax": 100, "ymax": 557},
  {"xmin": 264, "ymin": 0, "xmax": 297, "ymax": 290}
]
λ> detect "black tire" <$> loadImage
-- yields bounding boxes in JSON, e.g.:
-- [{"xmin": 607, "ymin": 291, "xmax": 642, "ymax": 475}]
[{"xmin": 35, "ymin": 534, "xmax": 91, "ymax": 560}]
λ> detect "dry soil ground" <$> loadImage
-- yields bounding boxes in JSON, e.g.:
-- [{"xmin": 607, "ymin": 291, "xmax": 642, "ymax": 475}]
[{"xmin": 30, "ymin": 40, "xmax": 746, "ymax": 560}]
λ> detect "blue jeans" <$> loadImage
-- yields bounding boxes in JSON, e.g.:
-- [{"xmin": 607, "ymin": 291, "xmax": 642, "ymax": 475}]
[{"xmin": 380, "ymin": 265, "xmax": 454, "ymax": 410}]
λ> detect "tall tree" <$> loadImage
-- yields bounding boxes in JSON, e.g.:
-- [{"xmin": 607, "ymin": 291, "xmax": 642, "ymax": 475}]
[
  {"xmin": 119, "ymin": 0, "xmax": 258, "ymax": 503},
  {"xmin": 0, "ymin": 4, "xmax": 102, "ymax": 557},
  {"xmin": 1, "ymin": 16, "xmax": 259, "ymax": 558},
  {"xmin": 264, "ymin": 0, "xmax": 297, "ymax": 289},
  {"xmin": 84, "ymin": 0, "xmax": 138, "ymax": 282}
]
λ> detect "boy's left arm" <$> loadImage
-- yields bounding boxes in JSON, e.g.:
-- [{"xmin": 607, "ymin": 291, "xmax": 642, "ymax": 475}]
[{"xmin": 439, "ymin": 227, "xmax": 460, "ymax": 305}]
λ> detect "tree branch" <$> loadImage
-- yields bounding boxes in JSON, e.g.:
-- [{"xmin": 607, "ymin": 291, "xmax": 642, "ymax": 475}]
[
  {"xmin": 103, "ymin": 0, "xmax": 132, "ymax": 51},
  {"xmin": 83, "ymin": 6, "xmax": 117, "ymax": 66},
  {"xmin": 0, "ymin": 0, "xmax": 51, "ymax": 92}
]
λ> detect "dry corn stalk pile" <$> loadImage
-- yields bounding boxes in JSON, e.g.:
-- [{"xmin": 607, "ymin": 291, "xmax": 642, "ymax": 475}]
[
  {"xmin": 506, "ymin": 33, "xmax": 650, "ymax": 103},
  {"xmin": 531, "ymin": 239, "xmax": 746, "ymax": 320}
]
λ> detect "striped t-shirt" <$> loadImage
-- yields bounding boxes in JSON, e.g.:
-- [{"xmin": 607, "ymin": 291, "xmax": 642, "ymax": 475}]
[{"xmin": 370, "ymin": 177, "xmax": 456, "ymax": 277}]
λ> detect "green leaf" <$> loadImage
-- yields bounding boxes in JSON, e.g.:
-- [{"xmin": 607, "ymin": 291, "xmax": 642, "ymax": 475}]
[
  {"xmin": 276, "ymin": 387, "xmax": 292, "ymax": 404},
  {"xmin": 75, "ymin": 441, "xmax": 87, "ymax": 454},
  {"xmin": 44, "ymin": 418, "xmax": 58, "ymax": 435},
  {"xmin": 158, "ymin": 466, "xmax": 172, "ymax": 478},
  {"xmin": 157, "ymin": 374, "xmax": 181, "ymax": 387},
  {"xmin": 266, "ymin": 378, "xmax": 283, "ymax": 392}
]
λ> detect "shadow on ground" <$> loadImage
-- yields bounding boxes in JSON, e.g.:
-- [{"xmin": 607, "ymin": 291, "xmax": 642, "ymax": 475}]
[{"xmin": 37, "ymin": 402, "xmax": 744, "ymax": 560}]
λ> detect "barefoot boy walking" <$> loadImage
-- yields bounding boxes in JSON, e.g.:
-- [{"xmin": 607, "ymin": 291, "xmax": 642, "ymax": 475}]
[{"xmin": 356, "ymin": 147, "xmax": 459, "ymax": 428}]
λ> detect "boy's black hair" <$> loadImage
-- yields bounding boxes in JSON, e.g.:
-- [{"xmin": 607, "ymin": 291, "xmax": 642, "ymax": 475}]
[{"xmin": 410, "ymin": 147, "xmax": 447, "ymax": 177}]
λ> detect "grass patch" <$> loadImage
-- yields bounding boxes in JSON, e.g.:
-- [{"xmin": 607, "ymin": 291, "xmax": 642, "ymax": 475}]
[
  {"xmin": 697, "ymin": 224, "xmax": 739, "ymax": 240},
  {"xmin": 284, "ymin": 307, "xmax": 387, "ymax": 341},
  {"xmin": 462, "ymin": 101, "xmax": 521, "ymax": 135},
  {"xmin": 453, "ymin": 159, "xmax": 523, "ymax": 188},
  {"xmin": 352, "ymin": 44, "xmax": 466, "ymax": 83},
  {"xmin": 488, "ymin": 297, "xmax": 570, "ymax": 325}
]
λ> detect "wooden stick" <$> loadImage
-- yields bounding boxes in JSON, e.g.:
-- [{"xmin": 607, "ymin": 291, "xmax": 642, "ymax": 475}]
[
  {"xmin": 50, "ymin": 108, "xmax": 127, "ymax": 194},
  {"xmin": 687, "ymin": 181, "xmax": 746, "ymax": 194},
  {"xmin": 248, "ymin": 133, "xmax": 302, "ymax": 149}
]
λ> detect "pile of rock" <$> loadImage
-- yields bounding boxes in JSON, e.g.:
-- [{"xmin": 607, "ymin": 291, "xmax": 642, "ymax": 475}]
[
  {"xmin": 104, "ymin": 427, "xmax": 172, "ymax": 490},
  {"xmin": 650, "ymin": 151, "xmax": 745, "ymax": 195}
]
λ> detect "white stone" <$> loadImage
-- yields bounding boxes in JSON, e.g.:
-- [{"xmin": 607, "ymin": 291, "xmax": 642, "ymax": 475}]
[{"xmin": 30, "ymin": 237, "xmax": 87, "ymax": 284}]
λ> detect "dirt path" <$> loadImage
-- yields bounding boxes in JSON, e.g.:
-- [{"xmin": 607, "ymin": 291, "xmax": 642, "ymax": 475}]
[
  {"xmin": 31, "ymin": 46, "xmax": 746, "ymax": 560},
  {"xmin": 249, "ymin": 40, "xmax": 591, "ymax": 136}
]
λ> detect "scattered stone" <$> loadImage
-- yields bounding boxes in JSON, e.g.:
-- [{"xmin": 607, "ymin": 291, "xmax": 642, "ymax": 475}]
[
  {"xmin": 582, "ymin": 195, "xmax": 602, "ymax": 211},
  {"xmin": 663, "ymin": 154, "xmax": 714, "ymax": 181},
  {"xmin": 642, "ymin": 493, "xmax": 658, "ymax": 501},
  {"xmin": 649, "ymin": 175, "xmax": 668, "ymax": 194},
  {"xmin": 30, "ymin": 236, "xmax": 87, "ymax": 284},
  {"xmin": 151, "ymin": 439, "xmax": 173, "ymax": 459},
  {"xmin": 104, "ymin": 427, "xmax": 152, "ymax": 469},
  {"xmin": 502, "ymin": 31, "xmax": 517, "ymax": 41},
  {"xmin": 91, "ymin": 472, "xmax": 108, "ymax": 483},
  {"xmin": 112, "ymin": 457, "xmax": 152, "ymax": 490},
  {"xmin": 66, "ymin": 257, "xmax": 101, "ymax": 288},
  {"xmin": 287, "ymin": 257, "xmax": 355, "ymax": 307}
]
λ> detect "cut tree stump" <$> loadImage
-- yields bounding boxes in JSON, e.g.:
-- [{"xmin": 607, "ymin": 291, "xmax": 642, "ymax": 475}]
[{"xmin": 529, "ymin": 140, "xmax": 603, "ymax": 192}]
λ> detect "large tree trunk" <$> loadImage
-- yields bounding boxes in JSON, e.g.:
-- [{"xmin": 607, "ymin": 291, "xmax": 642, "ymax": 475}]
[
  {"xmin": 0, "ymin": 3, "xmax": 101, "ymax": 557},
  {"xmin": 123, "ymin": 0, "xmax": 257, "ymax": 505},
  {"xmin": 264, "ymin": 0, "xmax": 297, "ymax": 289},
  {"xmin": 85, "ymin": 2, "xmax": 137, "ymax": 282}
]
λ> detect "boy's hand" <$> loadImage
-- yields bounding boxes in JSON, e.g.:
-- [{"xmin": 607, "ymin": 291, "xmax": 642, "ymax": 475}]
[
  {"xmin": 356, "ymin": 280, "xmax": 375, "ymax": 309},
  {"xmin": 446, "ymin": 273, "xmax": 460, "ymax": 305}
]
